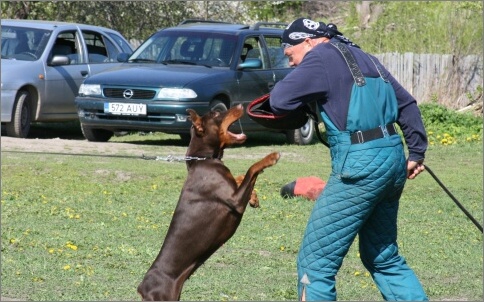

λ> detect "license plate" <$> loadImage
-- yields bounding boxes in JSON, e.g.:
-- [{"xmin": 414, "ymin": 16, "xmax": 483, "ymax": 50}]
[{"xmin": 104, "ymin": 102, "xmax": 147, "ymax": 115}]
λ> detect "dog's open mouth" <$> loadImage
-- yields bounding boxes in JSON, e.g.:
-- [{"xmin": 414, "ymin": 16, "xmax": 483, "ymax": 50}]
[
  {"xmin": 221, "ymin": 104, "xmax": 247, "ymax": 145},
  {"xmin": 228, "ymin": 130, "xmax": 247, "ymax": 143}
]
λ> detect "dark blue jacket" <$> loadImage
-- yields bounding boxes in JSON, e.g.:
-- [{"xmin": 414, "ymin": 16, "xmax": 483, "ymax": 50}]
[{"xmin": 270, "ymin": 40, "xmax": 427, "ymax": 162}]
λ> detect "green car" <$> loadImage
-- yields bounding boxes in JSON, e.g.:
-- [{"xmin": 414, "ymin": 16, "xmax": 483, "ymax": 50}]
[{"xmin": 75, "ymin": 20, "xmax": 316, "ymax": 145}]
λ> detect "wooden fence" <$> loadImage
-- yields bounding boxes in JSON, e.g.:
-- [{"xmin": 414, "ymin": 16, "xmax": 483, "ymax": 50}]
[{"xmin": 374, "ymin": 53, "xmax": 482, "ymax": 108}]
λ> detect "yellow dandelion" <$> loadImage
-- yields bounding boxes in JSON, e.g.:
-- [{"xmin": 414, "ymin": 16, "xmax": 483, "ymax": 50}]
[
  {"xmin": 66, "ymin": 242, "xmax": 78, "ymax": 251},
  {"xmin": 63, "ymin": 265, "xmax": 71, "ymax": 270},
  {"xmin": 354, "ymin": 271, "xmax": 361, "ymax": 276},
  {"xmin": 280, "ymin": 245, "xmax": 285, "ymax": 251},
  {"xmin": 48, "ymin": 248, "xmax": 55, "ymax": 254}
]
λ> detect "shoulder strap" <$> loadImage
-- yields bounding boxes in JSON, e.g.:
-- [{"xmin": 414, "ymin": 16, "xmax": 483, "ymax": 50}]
[
  {"xmin": 330, "ymin": 41, "xmax": 366, "ymax": 87},
  {"xmin": 367, "ymin": 54, "xmax": 388, "ymax": 82}
]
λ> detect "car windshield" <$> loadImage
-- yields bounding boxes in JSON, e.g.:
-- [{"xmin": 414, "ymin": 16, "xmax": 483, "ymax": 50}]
[
  {"xmin": 129, "ymin": 31, "xmax": 237, "ymax": 67},
  {"xmin": 1, "ymin": 26, "xmax": 51, "ymax": 61}
]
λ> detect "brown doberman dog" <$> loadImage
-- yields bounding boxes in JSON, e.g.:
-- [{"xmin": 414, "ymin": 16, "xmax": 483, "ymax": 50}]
[{"xmin": 137, "ymin": 104, "xmax": 280, "ymax": 301}]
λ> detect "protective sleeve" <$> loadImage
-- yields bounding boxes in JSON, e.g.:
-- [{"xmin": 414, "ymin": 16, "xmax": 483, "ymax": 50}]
[{"xmin": 269, "ymin": 51, "xmax": 329, "ymax": 115}]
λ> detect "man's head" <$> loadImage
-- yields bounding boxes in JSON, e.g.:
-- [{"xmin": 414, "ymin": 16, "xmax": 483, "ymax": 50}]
[
  {"xmin": 281, "ymin": 17, "xmax": 363, "ymax": 67},
  {"xmin": 281, "ymin": 18, "xmax": 340, "ymax": 49},
  {"xmin": 281, "ymin": 18, "xmax": 340, "ymax": 66}
]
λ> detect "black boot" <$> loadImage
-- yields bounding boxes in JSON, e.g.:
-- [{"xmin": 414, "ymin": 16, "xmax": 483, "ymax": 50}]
[{"xmin": 280, "ymin": 180, "xmax": 296, "ymax": 198}]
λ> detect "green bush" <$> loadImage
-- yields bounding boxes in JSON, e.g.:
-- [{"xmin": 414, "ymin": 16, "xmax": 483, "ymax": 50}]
[{"xmin": 419, "ymin": 102, "xmax": 482, "ymax": 146}]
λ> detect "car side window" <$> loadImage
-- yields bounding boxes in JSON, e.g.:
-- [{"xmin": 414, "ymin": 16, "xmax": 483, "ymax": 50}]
[
  {"xmin": 82, "ymin": 30, "xmax": 116, "ymax": 63},
  {"xmin": 264, "ymin": 36, "xmax": 289, "ymax": 68},
  {"xmin": 107, "ymin": 32, "xmax": 133, "ymax": 54},
  {"xmin": 51, "ymin": 31, "xmax": 81, "ymax": 64},
  {"xmin": 103, "ymin": 38, "xmax": 121, "ymax": 62},
  {"xmin": 241, "ymin": 36, "xmax": 267, "ymax": 69}
]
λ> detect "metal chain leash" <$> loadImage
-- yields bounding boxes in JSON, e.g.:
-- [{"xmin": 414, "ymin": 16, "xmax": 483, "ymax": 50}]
[
  {"xmin": 141, "ymin": 119, "xmax": 245, "ymax": 162},
  {"xmin": 141, "ymin": 154, "xmax": 208, "ymax": 162}
]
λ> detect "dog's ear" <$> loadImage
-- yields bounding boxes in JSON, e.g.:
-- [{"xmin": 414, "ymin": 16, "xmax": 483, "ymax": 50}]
[{"xmin": 187, "ymin": 109, "xmax": 204, "ymax": 135}]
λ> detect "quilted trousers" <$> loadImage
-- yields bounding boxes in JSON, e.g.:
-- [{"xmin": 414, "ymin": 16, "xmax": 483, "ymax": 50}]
[{"xmin": 297, "ymin": 134, "xmax": 428, "ymax": 301}]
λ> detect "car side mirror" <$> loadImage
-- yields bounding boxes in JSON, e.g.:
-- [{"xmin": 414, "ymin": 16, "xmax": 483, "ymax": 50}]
[
  {"xmin": 237, "ymin": 58, "xmax": 262, "ymax": 70},
  {"xmin": 49, "ymin": 55, "xmax": 70, "ymax": 66},
  {"xmin": 117, "ymin": 53, "xmax": 130, "ymax": 62}
]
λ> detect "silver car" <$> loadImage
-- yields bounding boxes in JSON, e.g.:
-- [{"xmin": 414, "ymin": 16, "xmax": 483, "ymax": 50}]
[{"xmin": 1, "ymin": 19, "xmax": 133, "ymax": 138}]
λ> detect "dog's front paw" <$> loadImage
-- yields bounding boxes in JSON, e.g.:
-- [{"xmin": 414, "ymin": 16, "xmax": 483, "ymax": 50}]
[{"xmin": 264, "ymin": 152, "xmax": 280, "ymax": 167}]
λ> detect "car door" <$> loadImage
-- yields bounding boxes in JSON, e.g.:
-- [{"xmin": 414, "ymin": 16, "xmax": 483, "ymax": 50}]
[
  {"xmin": 43, "ymin": 29, "xmax": 89, "ymax": 119},
  {"xmin": 264, "ymin": 35, "xmax": 292, "ymax": 82},
  {"xmin": 81, "ymin": 29, "xmax": 128, "ymax": 74},
  {"xmin": 236, "ymin": 35, "xmax": 276, "ymax": 130}
]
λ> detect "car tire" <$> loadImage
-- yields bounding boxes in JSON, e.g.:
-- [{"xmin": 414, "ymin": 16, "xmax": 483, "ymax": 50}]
[
  {"xmin": 210, "ymin": 100, "xmax": 228, "ymax": 112},
  {"xmin": 5, "ymin": 90, "xmax": 32, "ymax": 138},
  {"xmin": 285, "ymin": 119, "xmax": 315, "ymax": 145},
  {"xmin": 80, "ymin": 123, "xmax": 113, "ymax": 142}
]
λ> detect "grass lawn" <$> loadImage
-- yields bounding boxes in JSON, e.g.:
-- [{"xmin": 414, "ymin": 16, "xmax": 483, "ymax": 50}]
[{"xmin": 1, "ymin": 131, "xmax": 482, "ymax": 301}]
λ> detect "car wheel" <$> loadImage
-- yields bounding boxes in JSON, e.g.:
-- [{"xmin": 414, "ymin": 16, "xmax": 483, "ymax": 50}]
[
  {"xmin": 285, "ymin": 119, "xmax": 315, "ymax": 145},
  {"xmin": 5, "ymin": 90, "xmax": 32, "ymax": 138},
  {"xmin": 210, "ymin": 100, "xmax": 228, "ymax": 112},
  {"xmin": 80, "ymin": 123, "xmax": 113, "ymax": 142}
]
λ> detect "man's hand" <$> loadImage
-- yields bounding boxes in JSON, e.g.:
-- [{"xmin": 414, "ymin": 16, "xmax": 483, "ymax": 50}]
[{"xmin": 407, "ymin": 160, "xmax": 425, "ymax": 179}]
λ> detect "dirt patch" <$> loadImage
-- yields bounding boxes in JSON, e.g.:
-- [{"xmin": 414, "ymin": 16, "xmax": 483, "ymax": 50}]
[
  {"xmin": 0, "ymin": 122, "xmax": 187, "ymax": 159},
  {"xmin": 1, "ymin": 136, "xmax": 161, "ymax": 156}
]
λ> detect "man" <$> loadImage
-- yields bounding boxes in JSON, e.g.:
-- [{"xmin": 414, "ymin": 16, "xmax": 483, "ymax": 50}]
[{"xmin": 270, "ymin": 18, "xmax": 428, "ymax": 301}]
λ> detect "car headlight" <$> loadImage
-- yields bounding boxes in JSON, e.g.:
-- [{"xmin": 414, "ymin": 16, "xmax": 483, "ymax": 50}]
[
  {"xmin": 79, "ymin": 84, "xmax": 102, "ymax": 96},
  {"xmin": 157, "ymin": 88, "xmax": 197, "ymax": 99}
]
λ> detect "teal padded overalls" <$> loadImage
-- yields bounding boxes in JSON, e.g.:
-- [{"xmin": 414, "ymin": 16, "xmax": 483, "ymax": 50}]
[{"xmin": 296, "ymin": 43, "xmax": 428, "ymax": 301}]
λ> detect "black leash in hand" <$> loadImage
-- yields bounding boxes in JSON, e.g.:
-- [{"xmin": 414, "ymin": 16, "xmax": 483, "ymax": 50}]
[{"xmin": 424, "ymin": 165, "xmax": 483, "ymax": 233}]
